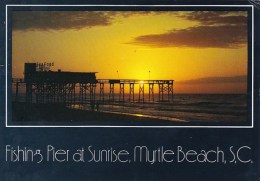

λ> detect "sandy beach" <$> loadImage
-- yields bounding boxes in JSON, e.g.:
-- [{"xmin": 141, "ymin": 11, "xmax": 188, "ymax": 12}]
[{"xmin": 12, "ymin": 102, "xmax": 180, "ymax": 126}]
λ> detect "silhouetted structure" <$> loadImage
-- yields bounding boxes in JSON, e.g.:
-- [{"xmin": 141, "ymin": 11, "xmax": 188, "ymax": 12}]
[
  {"xmin": 12, "ymin": 63, "xmax": 174, "ymax": 105},
  {"xmin": 97, "ymin": 79, "xmax": 174, "ymax": 103},
  {"xmin": 23, "ymin": 63, "xmax": 97, "ymax": 104}
]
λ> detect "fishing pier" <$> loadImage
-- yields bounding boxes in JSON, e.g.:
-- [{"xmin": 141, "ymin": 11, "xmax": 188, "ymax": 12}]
[{"xmin": 12, "ymin": 63, "xmax": 174, "ymax": 105}]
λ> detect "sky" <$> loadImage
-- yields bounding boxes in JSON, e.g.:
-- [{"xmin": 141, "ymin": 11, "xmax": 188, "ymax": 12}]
[{"xmin": 12, "ymin": 11, "xmax": 248, "ymax": 94}]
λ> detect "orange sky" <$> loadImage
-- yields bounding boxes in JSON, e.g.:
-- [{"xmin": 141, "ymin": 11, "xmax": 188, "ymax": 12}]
[{"xmin": 12, "ymin": 11, "xmax": 248, "ymax": 94}]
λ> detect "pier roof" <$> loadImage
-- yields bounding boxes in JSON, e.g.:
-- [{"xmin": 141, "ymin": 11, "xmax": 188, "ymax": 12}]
[{"xmin": 25, "ymin": 71, "xmax": 98, "ymax": 83}]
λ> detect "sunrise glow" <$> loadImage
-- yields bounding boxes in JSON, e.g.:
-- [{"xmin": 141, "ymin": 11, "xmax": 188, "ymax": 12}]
[{"xmin": 12, "ymin": 11, "xmax": 248, "ymax": 94}]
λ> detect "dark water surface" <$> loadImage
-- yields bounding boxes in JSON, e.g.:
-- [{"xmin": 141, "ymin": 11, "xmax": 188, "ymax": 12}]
[{"xmin": 73, "ymin": 94, "xmax": 248, "ymax": 123}]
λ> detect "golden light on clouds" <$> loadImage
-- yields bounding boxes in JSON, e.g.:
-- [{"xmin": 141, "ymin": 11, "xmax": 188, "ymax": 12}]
[{"xmin": 12, "ymin": 11, "xmax": 248, "ymax": 94}]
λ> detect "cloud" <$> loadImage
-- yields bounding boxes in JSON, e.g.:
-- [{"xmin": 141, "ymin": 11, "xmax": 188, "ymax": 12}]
[
  {"xmin": 177, "ymin": 75, "xmax": 247, "ymax": 84},
  {"xmin": 12, "ymin": 11, "xmax": 113, "ymax": 31},
  {"xmin": 179, "ymin": 11, "xmax": 247, "ymax": 26},
  {"xmin": 12, "ymin": 11, "xmax": 161, "ymax": 31},
  {"xmin": 129, "ymin": 24, "xmax": 247, "ymax": 48},
  {"xmin": 13, "ymin": 11, "xmax": 248, "ymax": 49},
  {"xmin": 128, "ymin": 11, "xmax": 247, "ymax": 48}
]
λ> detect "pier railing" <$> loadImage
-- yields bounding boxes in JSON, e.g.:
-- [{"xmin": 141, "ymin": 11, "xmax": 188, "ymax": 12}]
[{"xmin": 97, "ymin": 79, "xmax": 173, "ymax": 84}]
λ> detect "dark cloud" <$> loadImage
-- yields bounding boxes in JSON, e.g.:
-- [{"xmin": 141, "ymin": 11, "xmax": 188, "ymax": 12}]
[
  {"xmin": 13, "ymin": 11, "xmax": 248, "ymax": 49},
  {"xmin": 128, "ymin": 11, "xmax": 247, "ymax": 48},
  {"xmin": 129, "ymin": 24, "xmax": 247, "ymax": 48},
  {"xmin": 12, "ymin": 11, "xmax": 161, "ymax": 31},
  {"xmin": 179, "ymin": 11, "xmax": 247, "ymax": 26},
  {"xmin": 177, "ymin": 75, "xmax": 247, "ymax": 84},
  {"xmin": 12, "ymin": 11, "xmax": 113, "ymax": 31}
]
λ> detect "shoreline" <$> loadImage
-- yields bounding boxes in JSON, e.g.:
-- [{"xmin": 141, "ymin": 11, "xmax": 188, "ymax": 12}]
[
  {"xmin": 12, "ymin": 102, "xmax": 180, "ymax": 126},
  {"xmin": 11, "ymin": 102, "xmax": 249, "ymax": 126}
]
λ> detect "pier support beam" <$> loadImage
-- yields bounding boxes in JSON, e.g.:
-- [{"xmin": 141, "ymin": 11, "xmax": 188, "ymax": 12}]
[
  {"xmin": 158, "ymin": 83, "xmax": 164, "ymax": 102},
  {"xmin": 148, "ymin": 83, "xmax": 154, "ymax": 103},
  {"xmin": 26, "ymin": 83, "xmax": 33, "ymax": 104},
  {"xmin": 99, "ymin": 83, "xmax": 105, "ymax": 103},
  {"xmin": 129, "ymin": 83, "xmax": 135, "ymax": 102},
  {"xmin": 35, "ymin": 83, "xmax": 45, "ymax": 104},
  {"xmin": 109, "ymin": 83, "xmax": 115, "ymax": 102},
  {"xmin": 139, "ymin": 83, "xmax": 144, "ymax": 103},
  {"xmin": 79, "ymin": 83, "xmax": 96, "ymax": 105},
  {"xmin": 15, "ymin": 82, "xmax": 19, "ymax": 102},
  {"xmin": 158, "ymin": 81, "xmax": 174, "ymax": 102},
  {"xmin": 79, "ymin": 83, "xmax": 87, "ymax": 105},
  {"xmin": 66, "ymin": 83, "xmax": 75, "ymax": 105},
  {"xmin": 89, "ymin": 83, "xmax": 96, "ymax": 102},
  {"xmin": 168, "ymin": 82, "xmax": 174, "ymax": 103},
  {"xmin": 119, "ymin": 83, "xmax": 125, "ymax": 103}
]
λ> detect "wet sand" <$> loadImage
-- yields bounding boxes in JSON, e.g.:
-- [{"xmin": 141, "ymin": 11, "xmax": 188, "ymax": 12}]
[
  {"xmin": 11, "ymin": 102, "xmax": 250, "ymax": 126},
  {"xmin": 12, "ymin": 102, "xmax": 181, "ymax": 126}
]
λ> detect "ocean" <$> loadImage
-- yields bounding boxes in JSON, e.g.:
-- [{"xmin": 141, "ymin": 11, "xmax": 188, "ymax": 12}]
[
  {"xmin": 71, "ymin": 94, "xmax": 248, "ymax": 123},
  {"xmin": 12, "ymin": 87, "xmax": 248, "ymax": 123}
]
